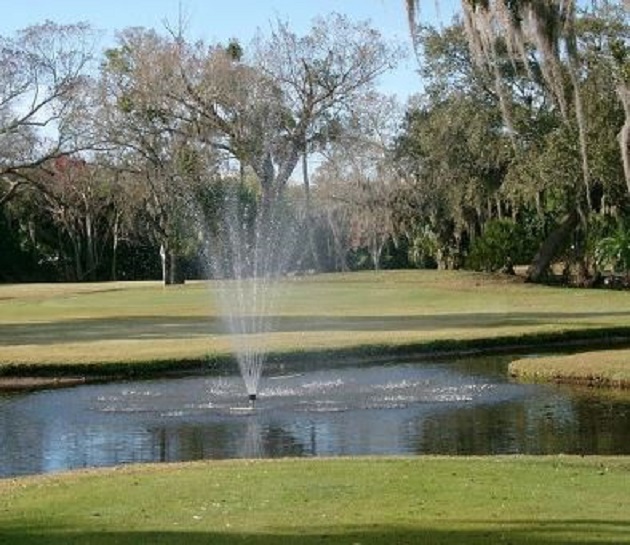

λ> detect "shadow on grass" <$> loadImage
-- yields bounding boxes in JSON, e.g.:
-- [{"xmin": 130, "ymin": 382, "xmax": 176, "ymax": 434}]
[
  {"xmin": 3, "ymin": 311, "xmax": 630, "ymax": 346},
  {"xmin": 2, "ymin": 520, "xmax": 630, "ymax": 545}
]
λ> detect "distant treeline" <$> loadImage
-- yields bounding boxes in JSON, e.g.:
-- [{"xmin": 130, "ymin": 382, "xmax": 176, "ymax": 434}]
[{"xmin": 1, "ymin": 4, "xmax": 629, "ymax": 285}]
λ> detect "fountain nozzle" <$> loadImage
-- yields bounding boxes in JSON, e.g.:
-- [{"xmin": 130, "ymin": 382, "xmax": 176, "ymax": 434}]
[{"xmin": 248, "ymin": 393, "xmax": 257, "ymax": 402}]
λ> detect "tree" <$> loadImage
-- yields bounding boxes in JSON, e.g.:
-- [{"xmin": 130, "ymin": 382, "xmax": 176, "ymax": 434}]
[
  {"xmin": 160, "ymin": 15, "xmax": 402, "ymax": 276},
  {"xmin": 395, "ymin": 89, "xmax": 512, "ymax": 269},
  {"xmin": 98, "ymin": 28, "xmax": 218, "ymax": 285},
  {"xmin": 0, "ymin": 21, "xmax": 96, "ymax": 207},
  {"xmin": 406, "ymin": 1, "xmax": 630, "ymax": 282},
  {"xmin": 36, "ymin": 157, "xmax": 118, "ymax": 281},
  {"xmin": 252, "ymin": 15, "xmax": 402, "ymax": 206},
  {"xmin": 500, "ymin": 5, "xmax": 629, "ymax": 282},
  {"xmin": 313, "ymin": 93, "xmax": 403, "ymax": 270},
  {"xmin": 407, "ymin": 1, "xmax": 590, "ymax": 167}
]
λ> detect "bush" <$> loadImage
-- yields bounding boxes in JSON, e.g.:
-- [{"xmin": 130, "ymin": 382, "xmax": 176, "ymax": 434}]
[
  {"xmin": 595, "ymin": 221, "xmax": 630, "ymax": 277},
  {"xmin": 466, "ymin": 219, "xmax": 532, "ymax": 272},
  {"xmin": 408, "ymin": 226, "xmax": 439, "ymax": 269}
]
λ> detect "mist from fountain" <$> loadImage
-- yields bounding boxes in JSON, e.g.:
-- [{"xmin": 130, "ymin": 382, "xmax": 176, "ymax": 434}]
[{"xmin": 200, "ymin": 184, "xmax": 298, "ymax": 400}]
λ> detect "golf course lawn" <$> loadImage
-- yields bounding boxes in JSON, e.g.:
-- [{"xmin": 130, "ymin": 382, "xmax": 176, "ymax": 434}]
[
  {"xmin": 2, "ymin": 271, "xmax": 630, "ymax": 544},
  {"xmin": 1, "ymin": 270, "xmax": 630, "ymax": 386},
  {"xmin": 1, "ymin": 457, "xmax": 629, "ymax": 545}
]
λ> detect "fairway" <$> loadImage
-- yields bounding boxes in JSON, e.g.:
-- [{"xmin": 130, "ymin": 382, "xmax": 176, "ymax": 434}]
[
  {"xmin": 2, "ymin": 270, "xmax": 630, "ymax": 376},
  {"xmin": 2, "ymin": 272, "xmax": 630, "ymax": 545},
  {"xmin": 1, "ymin": 457, "xmax": 629, "ymax": 545}
]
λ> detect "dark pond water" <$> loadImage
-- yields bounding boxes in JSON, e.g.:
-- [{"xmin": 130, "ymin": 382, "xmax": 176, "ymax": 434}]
[{"xmin": 1, "ymin": 356, "xmax": 629, "ymax": 477}]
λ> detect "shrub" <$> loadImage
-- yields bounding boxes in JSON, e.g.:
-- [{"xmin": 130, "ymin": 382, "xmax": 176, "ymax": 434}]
[
  {"xmin": 466, "ymin": 219, "xmax": 531, "ymax": 272},
  {"xmin": 595, "ymin": 222, "xmax": 630, "ymax": 277},
  {"xmin": 408, "ymin": 226, "xmax": 439, "ymax": 269}
]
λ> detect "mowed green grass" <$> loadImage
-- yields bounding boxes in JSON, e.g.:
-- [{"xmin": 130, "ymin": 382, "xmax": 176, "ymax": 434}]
[
  {"xmin": 2, "ymin": 270, "xmax": 630, "ymax": 372},
  {"xmin": 1, "ymin": 457, "xmax": 629, "ymax": 545},
  {"xmin": 2, "ymin": 274, "xmax": 630, "ymax": 545}
]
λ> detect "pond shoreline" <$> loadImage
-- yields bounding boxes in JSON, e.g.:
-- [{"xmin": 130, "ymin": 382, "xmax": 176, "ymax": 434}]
[
  {"xmin": 0, "ymin": 376, "xmax": 89, "ymax": 392},
  {"xmin": 3, "ymin": 328, "xmax": 630, "ymax": 393},
  {"xmin": 509, "ymin": 348, "xmax": 630, "ymax": 389}
]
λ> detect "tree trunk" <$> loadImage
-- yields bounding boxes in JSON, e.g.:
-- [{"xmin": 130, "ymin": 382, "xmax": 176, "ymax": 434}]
[
  {"xmin": 69, "ymin": 232, "xmax": 84, "ymax": 281},
  {"xmin": 302, "ymin": 151, "xmax": 321, "ymax": 271},
  {"xmin": 526, "ymin": 209, "xmax": 579, "ymax": 283},
  {"xmin": 370, "ymin": 239, "xmax": 381, "ymax": 271},
  {"xmin": 160, "ymin": 242, "xmax": 185, "ymax": 286},
  {"xmin": 617, "ymin": 84, "xmax": 630, "ymax": 195},
  {"xmin": 496, "ymin": 196, "xmax": 503, "ymax": 220},
  {"xmin": 85, "ymin": 212, "xmax": 96, "ymax": 281},
  {"xmin": 327, "ymin": 212, "xmax": 349, "ymax": 272},
  {"xmin": 111, "ymin": 212, "xmax": 120, "ymax": 281}
]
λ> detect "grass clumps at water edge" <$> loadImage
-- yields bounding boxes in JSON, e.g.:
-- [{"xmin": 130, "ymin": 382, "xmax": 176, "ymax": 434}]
[
  {"xmin": 1, "ymin": 456, "xmax": 629, "ymax": 545},
  {"xmin": 509, "ymin": 348, "xmax": 630, "ymax": 388}
]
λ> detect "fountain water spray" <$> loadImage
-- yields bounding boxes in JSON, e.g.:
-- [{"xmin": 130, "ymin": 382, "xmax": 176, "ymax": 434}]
[{"xmin": 200, "ymin": 183, "xmax": 297, "ymax": 401}]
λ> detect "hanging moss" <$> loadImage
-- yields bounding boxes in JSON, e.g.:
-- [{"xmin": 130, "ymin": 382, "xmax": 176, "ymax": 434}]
[{"xmin": 408, "ymin": 1, "xmax": 596, "ymax": 211}]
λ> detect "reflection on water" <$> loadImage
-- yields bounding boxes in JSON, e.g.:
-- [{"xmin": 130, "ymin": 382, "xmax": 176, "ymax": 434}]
[{"xmin": 1, "ymin": 358, "xmax": 629, "ymax": 477}]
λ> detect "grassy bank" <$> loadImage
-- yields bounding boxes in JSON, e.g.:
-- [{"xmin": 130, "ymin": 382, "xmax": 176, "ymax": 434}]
[
  {"xmin": 1, "ymin": 457, "xmax": 629, "ymax": 545},
  {"xmin": 2, "ymin": 270, "xmax": 630, "ymax": 383},
  {"xmin": 509, "ymin": 349, "xmax": 630, "ymax": 387}
]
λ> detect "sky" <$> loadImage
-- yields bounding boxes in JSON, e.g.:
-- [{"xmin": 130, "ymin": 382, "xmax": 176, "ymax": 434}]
[{"xmin": 0, "ymin": 0, "xmax": 461, "ymax": 102}]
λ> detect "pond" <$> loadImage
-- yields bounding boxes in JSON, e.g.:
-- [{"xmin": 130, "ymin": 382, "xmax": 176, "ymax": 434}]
[{"xmin": 1, "ymin": 355, "xmax": 629, "ymax": 477}]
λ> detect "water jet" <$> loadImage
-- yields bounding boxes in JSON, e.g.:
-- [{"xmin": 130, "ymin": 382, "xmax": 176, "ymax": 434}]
[{"xmin": 199, "ymin": 183, "xmax": 297, "ymax": 400}]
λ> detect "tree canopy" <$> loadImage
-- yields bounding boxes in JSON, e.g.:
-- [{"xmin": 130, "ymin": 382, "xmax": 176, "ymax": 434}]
[{"xmin": 1, "ymin": 5, "xmax": 628, "ymax": 286}]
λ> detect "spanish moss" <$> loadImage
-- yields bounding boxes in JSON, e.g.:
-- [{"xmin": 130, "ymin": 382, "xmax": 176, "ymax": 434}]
[{"xmin": 405, "ymin": 1, "xmax": 630, "ymax": 206}]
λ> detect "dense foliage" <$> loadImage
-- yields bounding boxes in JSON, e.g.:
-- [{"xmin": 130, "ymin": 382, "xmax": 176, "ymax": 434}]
[{"xmin": 1, "ymin": 5, "xmax": 628, "ymax": 285}]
